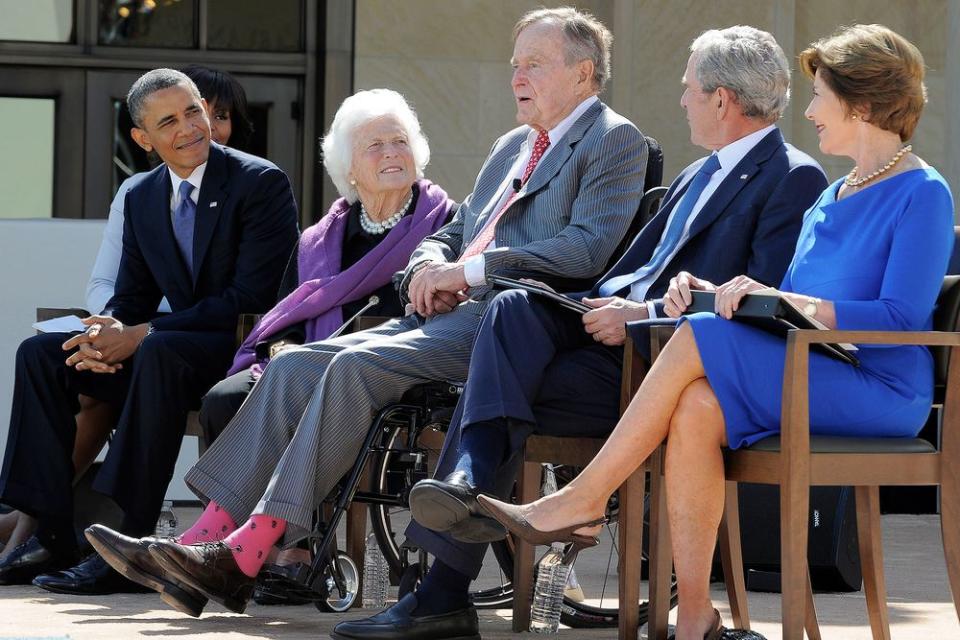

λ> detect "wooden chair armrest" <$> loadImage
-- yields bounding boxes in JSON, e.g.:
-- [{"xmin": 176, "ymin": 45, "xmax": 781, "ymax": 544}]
[
  {"xmin": 236, "ymin": 314, "xmax": 263, "ymax": 346},
  {"xmin": 352, "ymin": 315, "xmax": 392, "ymax": 332},
  {"xmin": 789, "ymin": 328, "xmax": 960, "ymax": 347},
  {"xmin": 778, "ymin": 329, "xmax": 960, "ymax": 469}
]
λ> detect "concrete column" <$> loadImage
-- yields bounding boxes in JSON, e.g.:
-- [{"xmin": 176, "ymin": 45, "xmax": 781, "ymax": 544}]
[{"xmin": 773, "ymin": 0, "xmax": 796, "ymax": 140}]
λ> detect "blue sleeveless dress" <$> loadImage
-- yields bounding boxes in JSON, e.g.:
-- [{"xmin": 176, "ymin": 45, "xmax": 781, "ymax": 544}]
[{"xmin": 685, "ymin": 168, "xmax": 954, "ymax": 449}]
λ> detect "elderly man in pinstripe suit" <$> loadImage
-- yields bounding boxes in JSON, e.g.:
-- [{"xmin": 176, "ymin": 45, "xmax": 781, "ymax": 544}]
[{"xmin": 87, "ymin": 7, "xmax": 647, "ymax": 627}]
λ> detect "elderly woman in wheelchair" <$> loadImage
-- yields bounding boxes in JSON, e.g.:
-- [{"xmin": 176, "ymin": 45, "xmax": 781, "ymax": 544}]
[
  {"xmin": 478, "ymin": 24, "xmax": 954, "ymax": 640},
  {"xmin": 85, "ymin": 88, "xmax": 456, "ymax": 617}
]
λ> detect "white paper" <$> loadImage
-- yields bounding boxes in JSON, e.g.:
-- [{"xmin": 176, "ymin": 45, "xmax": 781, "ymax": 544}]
[{"xmin": 32, "ymin": 315, "xmax": 88, "ymax": 334}]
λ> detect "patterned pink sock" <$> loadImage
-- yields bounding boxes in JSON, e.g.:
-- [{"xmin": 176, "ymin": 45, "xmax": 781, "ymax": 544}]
[
  {"xmin": 177, "ymin": 501, "xmax": 237, "ymax": 545},
  {"xmin": 224, "ymin": 514, "xmax": 287, "ymax": 578}
]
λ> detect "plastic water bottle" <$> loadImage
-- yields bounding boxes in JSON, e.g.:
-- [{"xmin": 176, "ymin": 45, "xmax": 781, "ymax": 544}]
[
  {"xmin": 155, "ymin": 500, "xmax": 178, "ymax": 538},
  {"xmin": 530, "ymin": 544, "xmax": 571, "ymax": 633},
  {"xmin": 529, "ymin": 465, "xmax": 570, "ymax": 633},
  {"xmin": 362, "ymin": 533, "xmax": 389, "ymax": 609}
]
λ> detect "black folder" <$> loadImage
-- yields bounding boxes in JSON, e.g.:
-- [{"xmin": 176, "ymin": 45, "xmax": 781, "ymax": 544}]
[
  {"xmin": 685, "ymin": 290, "xmax": 859, "ymax": 366},
  {"xmin": 487, "ymin": 275, "xmax": 591, "ymax": 314}
]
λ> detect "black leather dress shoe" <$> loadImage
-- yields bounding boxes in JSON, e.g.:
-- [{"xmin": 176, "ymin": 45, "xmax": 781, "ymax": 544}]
[
  {"xmin": 332, "ymin": 593, "xmax": 479, "ymax": 640},
  {"xmin": 409, "ymin": 471, "xmax": 506, "ymax": 543},
  {"xmin": 33, "ymin": 552, "xmax": 152, "ymax": 595},
  {"xmin": 0, "ymin": 536, "xmax": 76, "ymax": 586},
  {"xmin": 149, "ymin": 539, "xmax": 254, "ymax": 614},
  {"xmin": 85, "ymin": 525, "xmax": 208, "ymax": 617}
]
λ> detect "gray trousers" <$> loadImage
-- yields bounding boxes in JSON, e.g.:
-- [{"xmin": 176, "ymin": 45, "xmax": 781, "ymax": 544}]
[{"xmin": 184, "ymin": 300, "xmax": 488, "ymax": 542}]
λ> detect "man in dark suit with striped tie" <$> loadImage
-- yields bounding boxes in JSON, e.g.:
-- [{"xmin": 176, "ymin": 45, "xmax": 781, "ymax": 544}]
[
  {"xmin": 0, "ymin": 69, "xmax": 298, "ymax": 601},
  {"xmin": 396, "ymin": 25, "xmax": 829, "ymax": 640}
]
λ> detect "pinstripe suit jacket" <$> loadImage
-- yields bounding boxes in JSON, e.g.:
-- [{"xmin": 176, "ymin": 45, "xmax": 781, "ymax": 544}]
[{"xmin": 401, "ymin": 100, "xmax": 648, "ymax": 302}]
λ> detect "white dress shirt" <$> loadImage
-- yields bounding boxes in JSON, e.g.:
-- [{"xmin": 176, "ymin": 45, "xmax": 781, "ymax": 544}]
[
  {"xmin": 463, "ymin": 95, "xmax": 600, "ymax": 286},
  {"xmin": 627, "ymin": 124, "xmax": 777, "ymax": 318}
]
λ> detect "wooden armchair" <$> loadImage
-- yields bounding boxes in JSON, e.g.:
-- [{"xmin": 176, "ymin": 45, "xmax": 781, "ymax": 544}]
[{"xmin": 640, "ymin": 274, "xmax": 960, "ymax": 639}]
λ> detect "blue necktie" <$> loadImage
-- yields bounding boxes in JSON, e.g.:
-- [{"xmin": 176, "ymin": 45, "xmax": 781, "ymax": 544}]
[
  {"xmin": 173, "ymin": 180, "xmax": 196, "ymax": 275},
  {"xmin": 599, "ymin": 154, "xmax": 722, "ymax": 297}
]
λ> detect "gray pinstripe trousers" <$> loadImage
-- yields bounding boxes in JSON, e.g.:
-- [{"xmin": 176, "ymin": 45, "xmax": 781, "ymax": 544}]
[{"xmin": 184, "ymin": 299, "xmax": 489, "ymax": 542}]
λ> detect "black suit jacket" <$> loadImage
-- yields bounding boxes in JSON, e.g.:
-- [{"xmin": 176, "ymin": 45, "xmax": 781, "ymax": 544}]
[
  {"xmin": 586, "ymin": 128, "xmax": 827, "ymax": 303},
  {"xmin": 105, "ymin": 143, "xmax": 300, "ymax": 332}
]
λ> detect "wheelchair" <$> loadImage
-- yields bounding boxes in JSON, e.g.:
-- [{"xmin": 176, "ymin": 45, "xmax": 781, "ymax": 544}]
[{"xmin": 259, "ymin": 134, "xmax": 678, "ymax": 625}]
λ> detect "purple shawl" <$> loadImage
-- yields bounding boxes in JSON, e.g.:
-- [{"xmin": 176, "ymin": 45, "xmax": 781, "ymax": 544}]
[{"xmin": 227, "ymin": 179, "xmax": 454, "ymax": 375}]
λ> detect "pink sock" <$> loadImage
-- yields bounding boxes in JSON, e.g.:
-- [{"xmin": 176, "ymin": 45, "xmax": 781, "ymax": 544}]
[
  {"xmin": 177, "ymin": 501, "xmax": 237, "ymax": 545},
  {"xmin": 224, "ymin": 514, "xmax": 287, "ymax": 578}
]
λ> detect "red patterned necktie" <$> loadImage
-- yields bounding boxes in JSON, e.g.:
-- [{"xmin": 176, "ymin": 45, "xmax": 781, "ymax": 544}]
[{"xmin": 459, "ymin": 129, "xmax": 551, "ymax": 261}]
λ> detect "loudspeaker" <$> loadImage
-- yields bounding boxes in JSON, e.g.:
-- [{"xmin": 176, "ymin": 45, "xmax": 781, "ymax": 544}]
[{"xmin": 737, "ymin": 483, "xmax": 862, "ymax": 593}]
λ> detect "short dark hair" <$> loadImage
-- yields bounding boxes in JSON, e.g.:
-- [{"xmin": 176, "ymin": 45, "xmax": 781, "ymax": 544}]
[
  {"xmin": 127, "ymin": 68, "xmax": 201, "ymax": 128},
  {"xmin": 799, "ymin": 24, "xmax": 927, "ymax": 141},
  {"xmin": 181, "ymin": 65, "xmax": 254, "ymax": 146}
]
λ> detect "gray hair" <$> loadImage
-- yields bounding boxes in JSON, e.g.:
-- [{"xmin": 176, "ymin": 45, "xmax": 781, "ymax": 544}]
[
  {"xmin": 514, "ymin": 6, "xmax": 613, "ymax": 91},
  {"xmin": 321, "ymin": 89, "xmax": 430, "ymax": 204},
  {"xmin": 690, "ymin": 26, "xmax": 791, "ymax": 121},
  {"xmin": 127, "ymin": 68, "xmax": 202, "ymax": 128}
]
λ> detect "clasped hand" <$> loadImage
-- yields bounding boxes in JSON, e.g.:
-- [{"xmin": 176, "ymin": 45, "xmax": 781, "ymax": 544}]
[
  {"xmin": 663, "ymin": 271, "xmax": 772, "ymax": 319},
  {"xmin": 581, "ymin": 296, "xmax": 649, "ymax": 346},
  {"xmin": 407, "ymin": 262, "xmax": 469, "ymax": 317},
  {"xmin": 61, "ymin": 315, "xmax": 149, "ymax": 373}
]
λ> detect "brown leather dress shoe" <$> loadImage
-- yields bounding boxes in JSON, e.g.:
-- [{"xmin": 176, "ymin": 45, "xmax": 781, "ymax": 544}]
[
  {"xmin": 84, "ymin": 525, "xmax": 208, "ymax": 617},
  {"xmin": 149, "ymin": 539, "xmax": 255, "ymax": 614}
]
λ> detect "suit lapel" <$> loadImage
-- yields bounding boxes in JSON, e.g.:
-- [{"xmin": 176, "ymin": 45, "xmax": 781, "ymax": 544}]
[
  {"xmin": 520, "ymin": 100, "xmax": 602, "ymax": 198},
  {"xmin": 141, "ymin": 168, "xmax": 193, "ymax": 295},
  {"xmin": 686, "ymin": 128, "xmax": 783, "ymax": 239},
  {"xmin": 192, "ymin": 143, "xmax": 227, "ymax": 287},
  {"xmin": 471, "ymin": 141, "xmax": 523, "ymax": 235}
]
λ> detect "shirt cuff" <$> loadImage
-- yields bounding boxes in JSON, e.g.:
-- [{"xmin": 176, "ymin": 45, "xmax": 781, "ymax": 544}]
[
  {"xmin": 464, "ymin": 255, "xmax": 487, "ymax": 287},
  {"xmin": 645, "ymin": 300, "xmax": 658, "ymax": 320}
]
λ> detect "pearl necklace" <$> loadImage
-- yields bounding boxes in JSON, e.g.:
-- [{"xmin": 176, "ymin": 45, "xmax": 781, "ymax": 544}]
[
  {"xmin": 359, "ymin": 191, "xmax": 414, "ymax": 235},
  {"xmin": 844, "ymin": 144, "xmax": 912, "ymax": 188}
]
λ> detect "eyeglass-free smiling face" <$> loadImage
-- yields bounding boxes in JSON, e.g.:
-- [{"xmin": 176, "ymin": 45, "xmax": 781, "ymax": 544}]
[{"xmin": 131, "ymin": 83, "xmax": 212, "ymax": 178}]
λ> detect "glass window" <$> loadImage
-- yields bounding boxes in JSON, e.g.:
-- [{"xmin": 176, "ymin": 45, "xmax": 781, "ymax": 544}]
[
  {"xmin": 0, "ymin": 98, "xmax": 55, "ymax": 219},
  {"xmin": 207, "ymin": 0, "xmax": 302, "ymax": 52},
  {"xmin": 0, "ymin": 0, "xmax": 73, "ymax": 43},
  {"xmin": 111, "ymin": 99, "xmax": 157, "ymax": 197},
  {"xmin": 98, "ymin": 0, "xmax": 196, "ymax": 48}
]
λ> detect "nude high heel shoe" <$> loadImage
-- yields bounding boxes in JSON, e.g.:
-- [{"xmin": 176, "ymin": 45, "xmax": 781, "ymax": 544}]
[{"xmin": 476, "ymin": 495, "xmax": 606, "ymax": 563}]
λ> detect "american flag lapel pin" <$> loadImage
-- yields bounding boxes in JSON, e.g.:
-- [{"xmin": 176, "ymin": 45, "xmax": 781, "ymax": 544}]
[
  {"xmin": 209, "ymin": 201, "xmax": 218, "ymax": 207},
  {"xmin": 739, "ymin": 174, "xmax": 748, "ymax": 180}
]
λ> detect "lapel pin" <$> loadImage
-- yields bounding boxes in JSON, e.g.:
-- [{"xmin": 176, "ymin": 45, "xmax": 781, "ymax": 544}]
[
  {"xmin": 739, "ymin": 174, "xmax": 748, "ymax": 180},
  {"xmin": 209, "ymin": 201, "xmax": 218, "ymax": 207}
]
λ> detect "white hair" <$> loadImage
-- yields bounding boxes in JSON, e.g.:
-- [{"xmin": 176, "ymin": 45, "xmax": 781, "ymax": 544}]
[
  {"xmin": 690, "ymin": 26, "xmax": 791, "ymax": 122},
  {"xmin": 321, "ymin": 89, "xmax": 430, "ymax": 203}
]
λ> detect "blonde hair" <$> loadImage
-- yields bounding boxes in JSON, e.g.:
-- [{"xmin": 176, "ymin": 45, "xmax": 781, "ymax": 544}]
[{"xmin": 799, "ymin": 24, "xmax": 927, "ymax": 141}]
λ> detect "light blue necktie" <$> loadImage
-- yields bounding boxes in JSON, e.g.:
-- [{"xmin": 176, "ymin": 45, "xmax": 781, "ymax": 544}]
[
  {"xmin": 599, "ymin": 153, "xmax": 722, "ymax": 297},
  {"xmin": 173, "ymin": 180, "xmax": 196, "ymax": 275}
]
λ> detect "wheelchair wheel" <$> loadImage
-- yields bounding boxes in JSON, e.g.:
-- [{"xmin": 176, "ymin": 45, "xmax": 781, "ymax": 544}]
[
  {"xmin": 369, "ymin": 422, "xmax": 515, "ymax": 609},
  {"xmin": 314, "ymin": 550, "xmax": 360, "ymax": 613}
]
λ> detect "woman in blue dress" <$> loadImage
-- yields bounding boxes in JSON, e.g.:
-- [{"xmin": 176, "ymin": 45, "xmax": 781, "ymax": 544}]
[{"xmin": 477, "ymin": 24, "xmax": 954, "ymax": 640}]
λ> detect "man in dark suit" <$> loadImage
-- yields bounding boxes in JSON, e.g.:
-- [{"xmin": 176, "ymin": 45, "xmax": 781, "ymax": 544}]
[
  {"xmin": 389, "ymin": 25, "xmax": 829, "ymax": 638},
  {"xmin": 0, "ymin": 68, "xmax": 298, "ymax": 600}
]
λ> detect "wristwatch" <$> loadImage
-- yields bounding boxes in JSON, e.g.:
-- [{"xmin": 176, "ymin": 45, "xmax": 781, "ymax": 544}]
[{"xmin": 803, "ymin": 296, "xmax": 820, "ymax": 318}]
